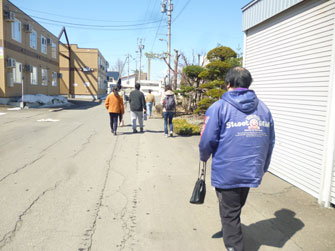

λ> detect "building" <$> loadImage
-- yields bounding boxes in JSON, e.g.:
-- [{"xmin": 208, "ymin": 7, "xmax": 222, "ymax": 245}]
[
  {"xmin": 242, "ymin": 0, "xmax": 335, "ymax": 207},
  {"xmin": 59, "ymin": 44, "xmax": 108, "ymax": 99},
  {"xmin": 106, "ymin": 71, "xmax": 119, "ymax": 93},
  {"xmin": 120, "ymin": 73, "xmax": 163, "ymax": 96},
  {"xmin": 137, "ymin": 80, "xmax": 163, "ymax": 96},
  {"xmin": 120, "ymin": 74, "xmax": 136, "ymax": 91},
  {"xmin": 0, "ymin": 0, "xmax": 60, "ymax": 103}
]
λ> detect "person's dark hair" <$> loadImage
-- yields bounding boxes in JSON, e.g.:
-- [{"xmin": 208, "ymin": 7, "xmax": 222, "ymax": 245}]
[
  {"xmin": 135, "ymin": 83, "xmax": 140, "ymax": 90},
  {"xmin": 117, "ymin": 79, "xmax": 122, "ymax": 90},
  {"xmin": 224, "ymin": 66, "xmax": 253, "ymax": 89},
  {"xmin": 165, "ymin": 85, "xmax": 172, "ymax": 92},
  {"xmin": 112, "ymin": 87, "xmax": 119, "ymax": 97},
  {"xmin": 148, "ymin": 89, "xmax": 152, "ymax": 93}
]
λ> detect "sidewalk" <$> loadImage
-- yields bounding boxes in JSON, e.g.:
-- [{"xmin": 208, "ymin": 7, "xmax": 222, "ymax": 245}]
[
  {"xmin": 239, "ymin": 172, "xmax": 335, "ymax": 250},
  {"xmin": 146, "ymin": 109, "xmax": 335, "ymax": 250}
]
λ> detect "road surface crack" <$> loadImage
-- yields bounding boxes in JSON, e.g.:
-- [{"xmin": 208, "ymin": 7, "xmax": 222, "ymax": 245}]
[
  {"xmin": 0, "ymin": 181, "xmax": 61, "ymax": 249},
  {"xmin": 71, "ymin": 130, "xmax": 97, "ymax": 158},
  {"xmin": 79, "ymin": 136, "xmax": 120, "ymax": 251},
  {"xmin": 0, "ymin": 124, "xmax": 83, "ymax": 184}
]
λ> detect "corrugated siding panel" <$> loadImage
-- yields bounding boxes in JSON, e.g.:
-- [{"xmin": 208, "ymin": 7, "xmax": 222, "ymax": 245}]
[
  {"xmin": 242, "ymin": 0, "xmax": 304, "ymax": 31},
  {"xmin": 332, "ymin": 159, "xmax": 335, "ymax": 204},
  {"xmin": 244, "ymin": 0, "xmax": 335, "ymax": 198}
]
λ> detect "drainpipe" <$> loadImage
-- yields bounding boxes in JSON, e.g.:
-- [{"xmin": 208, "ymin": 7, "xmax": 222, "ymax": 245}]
[{"xmin": 319, "ymin": 23, "xmax": 335, "ymax": 207}]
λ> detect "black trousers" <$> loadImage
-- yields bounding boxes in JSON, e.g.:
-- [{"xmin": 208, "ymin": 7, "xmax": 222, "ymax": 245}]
[
  {"xmin": 215, "ymin": 187, "xmax": 250, "ymax": 251},
  {"xmin": 109, "ymin": 113, "xmax": 119, "ymax": 132}
]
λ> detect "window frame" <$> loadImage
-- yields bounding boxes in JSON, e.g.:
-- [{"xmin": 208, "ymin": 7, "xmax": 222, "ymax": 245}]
[
  {"xmin": 7, "ymin": 72, "xmax": 14, "ymax": 87},
  {"xmin": 13, "ymin": 62, "xmax": 22, "ymax": 84},
  {"xmin": 30, "ymin": 29, "xmax": 37, "ymax": 50},
  {"xmin": 30, "ymin": 66, "xmax": 38, "ymax": 85},
  {"xmin": 52, "ymin": 72, "xmax": 57, "ymax": 86},
  {"xmin": 11, "ymin": 18, "xmax": 22, "ymax": 43},
  {"xmin": 41, "ymin": 68, "xmax": 48, "ymax": 86},
  {"xmin": 51, "ymin": 42, "xmax": 57, "ymax": 58},
  {"xmin": 41, "ymin": 35, "xmax": 47, "ymax": 54}
]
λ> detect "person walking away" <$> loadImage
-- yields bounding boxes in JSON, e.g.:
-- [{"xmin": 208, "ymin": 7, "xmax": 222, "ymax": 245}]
[
  {"xmin": 161, "ymin": 85, "xmax": 177, "ymax": 137},
  {"xmin": 105, "ymin": 87, "xmax": 125, "ymax": 135},
  {"xmin": 129, "ymin": 83, "xmax": 146, "ymax": 133},
  {"xmin": 199, "ymin": 67, "xmax": 275, "ymax": 251},
  {"xmin": 117, "ymin": 79, "xmax": 127, "ymax": 109},
  {"xmin": 117, "ymin": 81, "xmax": 125, "ymax": 126},
  {"xmin": 145, "ymin": 89, "xmax": 155, "ymax": 118}
]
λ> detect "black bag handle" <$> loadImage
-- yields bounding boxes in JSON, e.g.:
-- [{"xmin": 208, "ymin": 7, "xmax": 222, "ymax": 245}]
[{"xmin": 198, "ymin": 161, "xmax": 207, "ymax": 180}]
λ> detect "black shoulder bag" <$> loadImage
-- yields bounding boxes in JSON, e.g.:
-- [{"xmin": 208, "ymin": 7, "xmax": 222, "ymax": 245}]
[{"xmin": 190, "ymin": 161, "xmax": 207, "ymax": 204}]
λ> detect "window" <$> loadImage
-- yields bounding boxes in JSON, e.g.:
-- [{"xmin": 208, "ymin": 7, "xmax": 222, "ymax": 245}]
[
  {"xmin": 41, "ymin": 35, "xmax": 47, "ymax": 54},
  {"xmin": 30, "ymin": 66, "xmax": 38, "ymax": 85},
  {"xmin": 11, "ymin": 18, "xmax": 21, "ymax": 43},
  {"xmin": 30, "ymin": 30, "xmax": 37, "ymax": 50},
  {"xmin": 51, "ymin": 42, "xmax": 57, "ymax": 58},
  {"xmin": 7, "ymin": 72, "xmax": 14, "ymax": 87},
  {"xmin": 98, "ymin": 76, "xmax": 101, "ymax": 89},
  {"xmin": 13, "ymin": 62, "xmax": 22, "ymax": 84},
  {"xmin": 52, "ymin": 72, "xmax": 57, "ymax": 86},
  {"xmin": 41, "ymin": 69, "xmax": 48, "ymax": 86}
]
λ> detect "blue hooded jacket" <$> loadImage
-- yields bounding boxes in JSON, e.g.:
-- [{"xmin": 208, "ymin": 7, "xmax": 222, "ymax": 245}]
[{"xmin": 199, "ymin": 89, "xmax": 275, "ymax": 189}]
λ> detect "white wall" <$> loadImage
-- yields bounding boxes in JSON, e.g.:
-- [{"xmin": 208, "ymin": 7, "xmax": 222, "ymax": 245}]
[{"xmin": 244, "ymin": 0, "xmax": 335, "ymax": 204}]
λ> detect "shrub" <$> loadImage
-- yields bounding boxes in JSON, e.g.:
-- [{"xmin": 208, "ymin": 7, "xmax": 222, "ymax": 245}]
[
  {"xmin": 155, "ymin": 103, "xmax": 163, "ymax": 114},
  {"xmin": 173, "ymin": 118, "xmax": 201, "ymax": 136}
]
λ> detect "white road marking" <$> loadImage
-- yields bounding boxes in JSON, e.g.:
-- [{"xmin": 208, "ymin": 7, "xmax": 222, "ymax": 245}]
[
  {"xmin": 37, "ymin": 118, "xmax": 60, "ymax": 122},
  {"xmin": 0, "ymin": 113, "xmax": 6, "ymax": 116}
]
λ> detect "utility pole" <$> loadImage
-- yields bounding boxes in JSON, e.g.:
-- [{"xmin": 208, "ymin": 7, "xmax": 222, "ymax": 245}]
[
  {"xmin": 127, "ymin": 54, "xmax": 130, "ymax": 85},
  {"xmin": 161, "ymin": 0, "xmax": 173, "ymax": 86},
  {"xmin": 173, "ymin": 49, "xmax": 180, "ymax": 90},
  {"xmin": 138, "ymin": 39, "xmax": 144, "ymax": 83}
]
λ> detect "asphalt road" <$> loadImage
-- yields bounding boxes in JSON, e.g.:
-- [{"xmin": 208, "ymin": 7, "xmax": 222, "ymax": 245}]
[
  {"xmin": 1, "ymin": 101, "xmax": 335, "ymax": 251},
  {"xmin": 0, "ymin": 101, "xmax": 222, "ymax": 251}
]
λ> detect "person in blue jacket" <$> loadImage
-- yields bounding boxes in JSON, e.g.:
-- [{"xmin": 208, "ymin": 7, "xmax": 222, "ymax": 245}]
[{"xmin": 199, "ymin": 66, "xmax": 275, "ymax": 251}]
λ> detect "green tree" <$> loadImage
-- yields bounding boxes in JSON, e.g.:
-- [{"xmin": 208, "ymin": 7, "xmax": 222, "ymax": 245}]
[{"xmin": 195, "ymin": 46, "xmax": 241, "ymax": 114}]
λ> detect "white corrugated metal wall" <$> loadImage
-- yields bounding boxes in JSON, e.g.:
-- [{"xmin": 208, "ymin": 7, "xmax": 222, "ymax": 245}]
[
  {"xmin": 332, "ymin": 161, "xmax": 335, "ymax": 204},
  {"xmin": 244, "ymin": 0, "xmax": 335, "ymax": 199}
]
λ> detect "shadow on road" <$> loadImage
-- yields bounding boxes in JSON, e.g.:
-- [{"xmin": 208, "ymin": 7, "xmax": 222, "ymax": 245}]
[
  {"xmin": 53, "ymin": 99, "xmax": 102, "ymax": 111},
  {"xmin": 242, "ymin": 208, "xmax": 304, "ymax": 250},
  {"xmin": 211, "ymin": 209, "xmax": 304, "ymax": 250}
]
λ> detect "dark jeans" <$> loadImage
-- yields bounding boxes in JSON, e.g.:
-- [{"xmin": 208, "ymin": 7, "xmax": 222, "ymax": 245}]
[
  {"xmin": 215, "ymin": 187, "xmax": 250, "ymax": 251},
  {"xmin": 163, "ymin": 111, "xmax": 174, "ymax": 134},
  {"xmin": 109, "ymin": 113, "xmax": 119, "ymax": 132}
]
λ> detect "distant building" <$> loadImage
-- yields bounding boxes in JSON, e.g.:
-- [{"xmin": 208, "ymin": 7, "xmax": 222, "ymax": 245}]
[
  {"xmin": 138, "ymin": 80, "xmax": 163, "ymax": 96},
  {"xmin": 120, "ymin": 73, "xmax": 162, "ymax": 96},
  {"xmin": 106, "ymin": 71, "xmax": 119, "ymax": 93},
  {"xmin": 0, "ymin": 0, "xmax": 60, "ymax": 103},
  {"xmin": 59, "ymin": 44, "xmax": 108, "ymax": 99},
  {"xmin": 242, "ymin": 0, "xmax": 335, "ymax": 207},
  {"xmin": 120, "ymin": 74, "xmax": 136, "ymax": 91}
]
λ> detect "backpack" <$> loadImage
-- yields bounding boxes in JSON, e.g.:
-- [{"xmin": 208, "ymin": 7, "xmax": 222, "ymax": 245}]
[{"xmin": 164, "ymin": 94, "xmax": 176, "ymax": 111}]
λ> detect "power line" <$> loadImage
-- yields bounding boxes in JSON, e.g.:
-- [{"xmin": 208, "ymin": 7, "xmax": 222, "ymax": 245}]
[
  {"xmin": 30, "ymin": 15, "xmax": 163, "ymax": 28},
  {"xmin": 173, "ymin": 0, "xmax": 191, "ymax": 22},
  {"xmin": 37, "ymin": 20, "xmax": 167, "ymax": 31},
  {"xmin": 19, "ymin": 6, "xmax": 160, "ymax": 23},
  {"xmin": 151, "ymin": 14, "xmax": 165, "ymax": 51}
]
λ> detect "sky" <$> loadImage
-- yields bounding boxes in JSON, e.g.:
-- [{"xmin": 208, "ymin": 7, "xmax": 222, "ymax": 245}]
[{"xmin": 10, "ymin": 0, "xmax": 251, "ymax": 81}]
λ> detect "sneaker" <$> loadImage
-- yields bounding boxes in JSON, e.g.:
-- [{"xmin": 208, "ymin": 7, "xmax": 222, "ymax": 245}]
[
  {"xmin": 165, "ymin": 134, "xmax": 168, "ymax": 138},
  {"xmin": 114, "ymin": 131, "xmax": 117, "ymax": 136},
  {"xmin": 133, "ymin": 129, "xmax": 138, "ymax": 133},
  {"xmin": 140, "ymin": 128, "xmax": 144, "ymax": 133},
  {"xmin": 170, "ymin": 132, "xmax": 173, "ymax": 137}
]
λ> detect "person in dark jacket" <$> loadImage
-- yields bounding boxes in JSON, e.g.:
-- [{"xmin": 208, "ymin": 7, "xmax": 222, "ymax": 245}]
[
  {"xmin": 129, "ymin": 83, "xmax": 146, "ymax": 133},
  {"xmin": 199, "ymin": 67, "xmax": 275, "ymax": 251}
]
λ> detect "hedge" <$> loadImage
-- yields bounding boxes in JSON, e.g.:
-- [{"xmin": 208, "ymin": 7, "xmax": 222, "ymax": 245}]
[{"xmin": 173, "ymin": 118, "xmax": 201, "ymax": 136}]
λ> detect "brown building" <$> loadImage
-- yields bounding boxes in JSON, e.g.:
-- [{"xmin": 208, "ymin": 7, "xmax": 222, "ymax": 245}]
[
  {"xmin": 0, "ymin": 0, "xmax": 60, "ymax": 102},
  {"xmin": 59, "ymin": 44, "xmax": 108, "ymax": 99}
]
